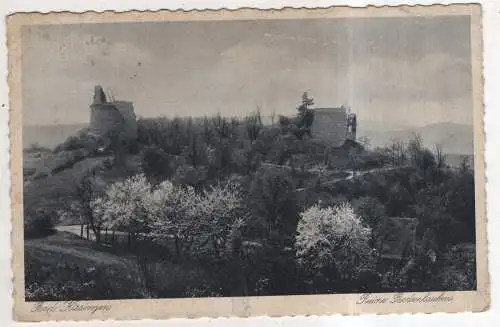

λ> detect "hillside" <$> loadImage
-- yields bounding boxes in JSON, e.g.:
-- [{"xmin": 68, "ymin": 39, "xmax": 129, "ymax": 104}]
[
  {"xmin": 25, "ymin": 231, "xmax": 149, "ymax": 301},
  {"xmin": 23, "ymin": 153, "xmax": 141, "ymax": 226},
  {"xmin": 359, "ymin": 122, "xmax": 474, "ymax": 155},
  {"xmin": 23, "ymin": 155, "xmax": 108, "ymax": 223},
  {"xmin": 23, "ymin": 114, "xmax": 477, "ymax": 299}
]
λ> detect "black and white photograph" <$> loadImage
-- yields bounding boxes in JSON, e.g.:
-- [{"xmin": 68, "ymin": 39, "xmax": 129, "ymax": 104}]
[{"xmin": 8, "ymin": 4, "xmax": 488, "ymax": 320}]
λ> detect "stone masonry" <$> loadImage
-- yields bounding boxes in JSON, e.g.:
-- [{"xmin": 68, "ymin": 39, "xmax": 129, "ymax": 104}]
[{"xmin": 89, "ymin": 85, "xmax": 138, "ymax": 144}]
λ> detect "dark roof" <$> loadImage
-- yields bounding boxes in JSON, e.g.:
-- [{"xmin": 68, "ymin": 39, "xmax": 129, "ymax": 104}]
[{"xmin": 379, "ymin": 217, "xmax": 419, "ymax": 260}]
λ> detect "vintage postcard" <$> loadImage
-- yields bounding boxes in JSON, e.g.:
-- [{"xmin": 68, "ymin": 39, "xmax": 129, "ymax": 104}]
[{"xmin": 7, "ymin": 3, "xmax": 488, "ymax": 322}]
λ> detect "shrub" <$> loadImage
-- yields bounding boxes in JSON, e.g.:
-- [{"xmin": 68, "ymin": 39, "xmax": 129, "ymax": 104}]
[
  {"xmin": 54, "ymin": 129, "xmax": 98, "ymax": 154},
  {"xmin": 140, "ymin": 145, "xmax": 175, "ymax": 180},
  {"xmin": 24, "ymin": 209, "xmax": 55, "ymax": 238},
  {"xmin": 25, "ymin": 260, "xmax": 149, "ymax": 301},
  {"xmin": 32, "ymin": 171, "xmax": 49, "ymax": 180},
  {"xmin": 437, "ymin": 243, "xmax": 476, "ymax": 291},
  {"xmin": 438, "ymin": 267, "xmax": 474, "ymax": 291},
  {"xmin": 51, "ymin": 153, "xmax": 78, "ymax": 174},
  {"xmin": 231, "ymin": 144, "xmax": 261, "ymax": 175},
  {"xmin": 173, "ymin": 165, "xmax": 208, "ymax": 188},
  {"xmin": 62, "ymin": 135, "xmax": 85, "ymax": 151},
  {"xmin": 278, "ymin": 115, "xmax": 292, "ymax": 126},
  {"xmin": 253, "ymin": 127, "xmax": 281, "ymax": 155},
  {"xmin": 102, "ymin": 158, "xmax": 114, "ymax": 170},
  {"xmin": 128, "ymin": 140, "xmax": 140, "ymax": 155},
  {"xmin": 25, "ymin": 143, "xmax": 52, "ymax": 153},
  {"xmin": 264, "ymin": 135, "xmax": 290, "ymax": 165},
  {"xmin": 385, "ymin": 182, "xmax": 413, "ymax": 216},
  {"xmin": 351, "ymin": 196, "xmax": 386, "ymax": 231},
  {"xmin": 140, "ymin": 261, "xmax": 220, "ymax": 298},
  {"xmin": 248, "ymin": 167, "xmax": 298, "ymax": 239},
  {"xmin": 23, "ymin": 167, "xmax": 37, "ymax": 178},
  {"xmin": 357, "ymin": 149, "xmax": 390, "ymax": 170},
  {"xmin": 208, "ymin": 139, "xmax": 234, "ymax": 174},
  {"xmin": 444, "ymin": 167, "xmax": 475, "ymax": 243},
  {"xmin": 50, "ymin": 148, "xmax": 88, "ymax": 175}
]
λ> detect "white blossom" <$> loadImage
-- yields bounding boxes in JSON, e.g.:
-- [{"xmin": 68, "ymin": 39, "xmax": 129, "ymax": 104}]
[
  {"xmin": 149, "ymin": 180, "xmax": 199, "ymax": 237},
  {"xmin": 90, "ymin": 174, "xmax": 246, "ymax": 259},
  {"xmin": 91, "ymin": 174, "xmax": 153, "ymax": 233},
  {"xmin": 296, "ymin": 202, "xmax": 373, "ymax": 276}
]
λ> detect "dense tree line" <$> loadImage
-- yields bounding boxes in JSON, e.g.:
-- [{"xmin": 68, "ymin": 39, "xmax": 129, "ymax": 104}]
[
  {"xmin": 25, "ymin": 93, "xmax": 476, "ymax": 298},
  {"xmin": 68, "ymin": 116, "xmax": 476, "ymax": 296}
]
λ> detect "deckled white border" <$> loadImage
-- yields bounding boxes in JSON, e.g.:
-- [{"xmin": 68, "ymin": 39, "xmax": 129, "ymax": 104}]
[{"xmin": 1, "ymin": 0, "xmax": 499, "ymax": 326}]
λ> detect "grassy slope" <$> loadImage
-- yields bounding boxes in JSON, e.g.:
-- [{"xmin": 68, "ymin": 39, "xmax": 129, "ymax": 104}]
[
  {"xmin": 25, "ymin": 232, "xmax": 137, "ymax": 267},
  {"xmin": 25, "ymin": 231, "xmax": 149, "ymax": 300},
  {"xmin": 23, "ymin": 151, "xmax": 55, "ymax": 173},
  {"xmin": 24, "ymin": 154, "xmax": 141, "ymax": 225},
  {"xmin": 23, "ymin": 156, "xmax": 109, "ymax": 220},
  {"xmin": 25, "ymin": 231, "xmax": 214, "ymax": 299}
]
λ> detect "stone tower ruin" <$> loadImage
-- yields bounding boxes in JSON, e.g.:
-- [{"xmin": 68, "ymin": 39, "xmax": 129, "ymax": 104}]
[
  {"xmin": 346, "ymin": 112, "xmax": 357, "ymax": 141},
  {"xmin": 89, "ymin": 85, "xmax": 138, "ymax": 144},
  {"xmin": 310, "ymin": 106, "xmax": 357, "ymax": 147}
]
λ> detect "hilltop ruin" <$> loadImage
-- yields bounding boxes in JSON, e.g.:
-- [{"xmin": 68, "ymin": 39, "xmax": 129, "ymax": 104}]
[
  {"xmin": 89, "ymin": 85, "xmax": 138, "ymax": 145},
  {"xmin": 310, "ymin": 107, "xmax": 357, "ymax": 147}
]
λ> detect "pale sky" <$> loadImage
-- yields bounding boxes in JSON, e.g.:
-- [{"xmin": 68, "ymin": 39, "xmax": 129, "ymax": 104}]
[{"xmin": 22, "ymin": 16, "xmax": 472, "ymax": 129}]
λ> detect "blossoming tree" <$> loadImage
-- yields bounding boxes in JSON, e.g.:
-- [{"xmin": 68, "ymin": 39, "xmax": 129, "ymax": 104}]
[
  {"xmin": 148, "ymin": 180, "xmax": 200, "ymax": 257},
  {"xmin": 295, "ymin": 202, "xmax": 375, "ymax": 289},
  {"xmin": 91, "ymin": 174, "xmax": 153, "ymax": 247},
  {"xmin": 189, "ymin": 181, "xmax": 246, "ymax": 259}
]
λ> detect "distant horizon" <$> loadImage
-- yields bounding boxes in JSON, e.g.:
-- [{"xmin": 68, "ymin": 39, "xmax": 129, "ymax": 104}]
[
  {"xmin": 23, "ymin": 115, "xmax": 475, "ymax": 156},
  {"xmin": 23, "ymin": 115, "xmax": 474, "ymax": 130}
]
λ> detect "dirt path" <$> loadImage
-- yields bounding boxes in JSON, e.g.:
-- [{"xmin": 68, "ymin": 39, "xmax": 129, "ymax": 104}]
[
  {"xmin": 294, "ymin": 166, "xmax": 401, "ymax": 192},
  {"xmin": 25, "ymin": 232, "xmax": 132, "ymax": 266},
  {"xmin": 54, "ymin": 225, "xmax": 134, "ymax": 246},
  {"xmin": 55, "ymin": 225, "xmax": 175, "ymax": 243},
  {"xmin": 56, "ymin": 225, "xmax": 129, "ymax": 237}
]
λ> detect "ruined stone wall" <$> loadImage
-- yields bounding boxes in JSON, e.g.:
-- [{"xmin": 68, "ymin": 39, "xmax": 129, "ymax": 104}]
[
  {"xmin": 310, "ymin": 108, "xmax": 347, "ymax": 147},
  {"xmin": 89, "ymin": 85, "xmax": 138, "ymax": 144},
  {"xmin": 346, "ymin": 113, "xmax": 357, "ymax": 141},
  {"xmin": 113, "ymin": 101, "xmax": 138, "ymax": 140},
  {"xmin": 90, "ymin": 103, "xmax": 125, "ymax": 138}
]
